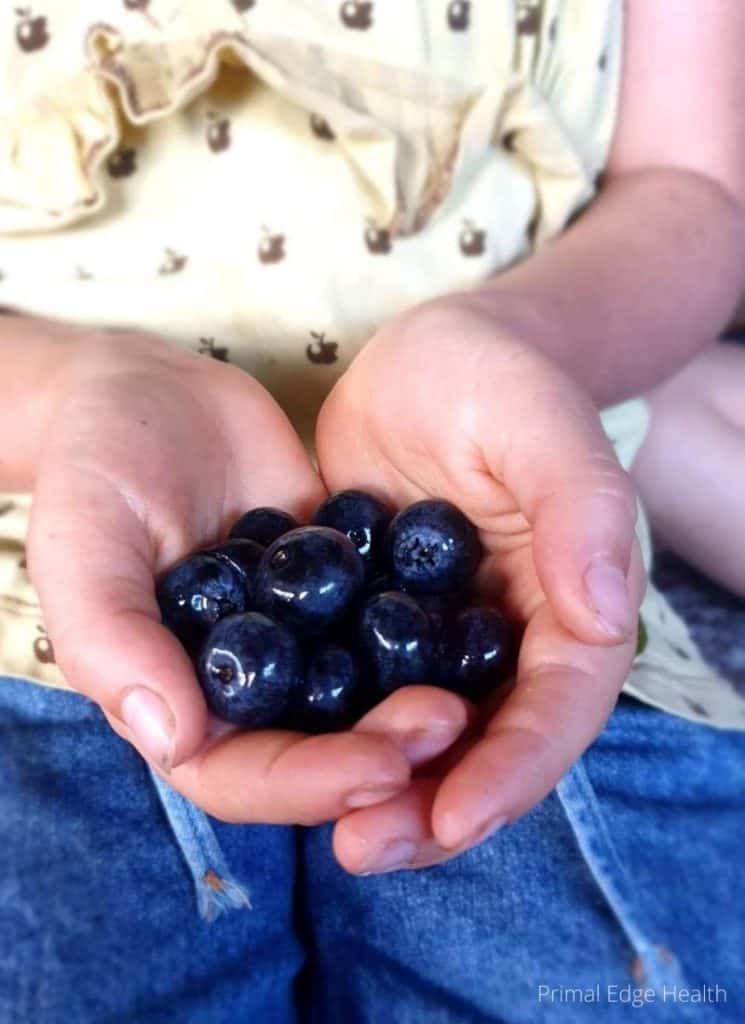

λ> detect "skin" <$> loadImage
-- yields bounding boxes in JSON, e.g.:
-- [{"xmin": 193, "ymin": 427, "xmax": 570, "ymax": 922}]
[{"xmin": 1, "ymin": 2, "xmax": 744, "ymax": 871}]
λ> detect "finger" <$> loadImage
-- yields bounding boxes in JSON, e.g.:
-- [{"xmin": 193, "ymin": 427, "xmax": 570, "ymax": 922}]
[
  {"xmin": 352, "ymin": 685, "xmax": 473, "ymax": 767},
  {"xmin": 28, "ymin": 466, "xmax": 207, "ymax": 772},
  {"xmin": 480, "ymin": 361, "xmax": 644, "ymax": 645},
  {"xmin": 334, "ymin": 777, "xmax": 455, "ymax": 874},
  {"xmin": 430, "ymin": 553, "xmax": 641, "ymax": 850},
  {"xmin": 216, "ymin": 370, "xmax": 328, "ymax": 530},
  {"xmin": 139, "ymin": 724, "xmax": 411, "ymax": 825},
  {"xmin": 28, "ymin": 429, "xmax": 325, "ymax": 772}
]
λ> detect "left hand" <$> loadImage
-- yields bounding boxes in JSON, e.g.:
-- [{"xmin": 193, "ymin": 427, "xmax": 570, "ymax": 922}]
[{"xmin": 316, "ymin": 296, "xmax": 646, "ymax": 874}]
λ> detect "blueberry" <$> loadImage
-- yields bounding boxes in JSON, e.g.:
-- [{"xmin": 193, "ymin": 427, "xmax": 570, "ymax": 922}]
[
  {"xmin": 364, "ymin": 570, "xmax": 393, "ymax": 596},
  {"xmin": 385, "ymin": 499, "xmax": 480, "ymax": 595},
  {"xmin": 437, "ymin": 606, "xmax": 513, "ymax": 701},
  {"xmin": 410, "ymin": 590, "xmax": 461, "ymax": 618},
  {"xmin": 228, "ymin": 507, "xmax": 298, "ymax": 547},
  {"xmin": 358, "ymin": 591, "xmax": 434, "ymax": 692},
  {"xmin": 293, "ymin": 645, "xmax": 363, "ymax": 732},
  {"xmin": 254, "ymin": 526, "xmax": 365, "ymax": 635},
  {"xmin": 197, "ymin": 612, "xmax": 303, "ymax": 727},
  {"xmin": 204, "ymin": 539, "xmax": 264, "ymax": 600},
  {"xmin": 312, "ymin": 490, "xmax": 391, "ymax": 573},
  {"xmin": 157, "ymin": 553, "xmax": 248, "ymax": 656}
]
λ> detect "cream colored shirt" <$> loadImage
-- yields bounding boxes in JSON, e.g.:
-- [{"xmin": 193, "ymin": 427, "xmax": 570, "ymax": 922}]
[{"xmin": 1, "ymin": 0, "xmax": 744, "ymax": 730}]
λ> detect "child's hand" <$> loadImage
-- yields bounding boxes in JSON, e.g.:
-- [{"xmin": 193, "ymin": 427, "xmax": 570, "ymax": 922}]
[
  {"xmin": 25, "ymin": 326, "xmax": 424, "ymax": 823},
  {"xmin": 316, "ymin": 297, "xmax": 646, "ymax": 872}
]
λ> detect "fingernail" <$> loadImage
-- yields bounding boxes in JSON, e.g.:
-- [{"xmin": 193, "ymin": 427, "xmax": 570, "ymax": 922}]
[
  {"xmin": 439, "ymin": 812, "xmax": 507, "ymax": 852},
  {"xmin": 360, "ymin": 839, "xmax": 418, "ymax": 874},
  {"xmin": 400, "ymin": 722, "xmax": 460, "ymax": 763},
  {"xmin": 583, "ymin": 560, "xmax": 634, "ymax": 640},
  {"xmin": 345, "ymin": 785, "xmax": 401, "ymax": 809},
  {"xmin": 120, "ymin": 687, "xmax": 176, "ymax": 773}
]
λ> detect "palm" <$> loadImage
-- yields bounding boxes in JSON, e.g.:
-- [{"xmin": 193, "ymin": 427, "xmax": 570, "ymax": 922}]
[
  {"xmin": 317, "ymin": 303, "xmax": 644, "ymax": 870},
  {"xmin": 27, "ymin": 334, "xmax": 423, "ymax": 828}
]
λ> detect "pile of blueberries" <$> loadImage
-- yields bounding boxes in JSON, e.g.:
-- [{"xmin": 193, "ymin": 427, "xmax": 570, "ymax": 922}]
[{"xmin": 157, "ymin": 492, "xmax": 514, "ymax": 733}]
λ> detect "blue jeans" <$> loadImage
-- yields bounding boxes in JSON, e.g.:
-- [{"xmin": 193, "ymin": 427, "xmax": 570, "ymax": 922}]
[{"xmin": 1, "ymin": 675, "xmax": 743, "ymax": 1023}]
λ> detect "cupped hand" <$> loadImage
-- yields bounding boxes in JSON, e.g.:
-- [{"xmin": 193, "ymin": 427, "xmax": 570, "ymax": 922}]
[
  {"xmin": 316, "ymin": 297, "xmax": 646, "ymax": 872},
  {"xmin": 25, "ymin": 325, "xmax": 429, "ymax": 823}
]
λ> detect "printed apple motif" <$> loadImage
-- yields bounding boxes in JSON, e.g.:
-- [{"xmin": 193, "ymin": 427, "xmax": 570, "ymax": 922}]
[
  {"xmin": 33, "ymin": 624, "xmax": 55, "ymax": 664},
  {"xmin": 107, "ymin": 147, "xmax": 137, "ymax": 179},
  {"xmin": 339, "ymin": 1, "xmax": 373, "ymax": 30},
  {"xmin": 364, "ymin": 220, "xmax": 391, "ymax": 255},
  {"xmin": 258, "ymin": 227, "xmax": 285, "ymax": 264},
  {"xmin": 123, "ymin": 0, "xmax": 160, "ymax": 28},
  {"xmin": 459, "ymin": 219, "xmax": 486, "ymax": 257},
  {"xmin": 306, "ymin": 331, "xmax": 338, "ymax": 365},
  {"xmin": 447, "ymin": 1, "xmax": 470, "ymax": 31},
  {"xmin": 232, "ymin": 0, "xmax": 256, "ymax": 10},
  {"xmin": 206, "ymin": 112, "xmax": 232, "ymax": 154},
  {"xmin": 516, "ymin": 0, "xmax": 540, "ymax": 36},
  {"xmin": 199, "ymin": 337, "xmax": 230, "ymax": 362},
  {"xmin": 15, "ymin": 7, "xmax": 49, "ymax": 52},
  {"xmin": 158, "ymin": 248, "xmax": 188, "ymax": 275},
  {"xmin": 310, "ymin": 114, "xmax": 335, "ymax": 141}
]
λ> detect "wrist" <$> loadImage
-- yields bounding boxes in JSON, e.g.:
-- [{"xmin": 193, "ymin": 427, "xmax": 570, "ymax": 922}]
[{"xmin": 0, "ymin": 313, "xmax": 91, "ymax": 491}]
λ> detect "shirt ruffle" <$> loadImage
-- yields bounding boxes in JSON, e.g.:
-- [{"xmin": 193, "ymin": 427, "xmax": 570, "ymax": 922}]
[{"xmin": 0, "ymin": 0, "xmax": 620, "ymax": 242}]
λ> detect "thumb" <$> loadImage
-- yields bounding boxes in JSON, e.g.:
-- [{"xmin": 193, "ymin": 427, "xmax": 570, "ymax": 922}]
[
  {"xmin": 495, "ymin": 369, "xmax": 645, "ymax": 645},
  {"xmin": 27, "ymin": 466, "xmax": 207, "ymax": 771}
]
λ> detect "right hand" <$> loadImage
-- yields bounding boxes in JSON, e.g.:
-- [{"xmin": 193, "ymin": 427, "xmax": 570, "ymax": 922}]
[{"xmin": 22, "ymin": 322, "xmax": 468, "ymax": 822}]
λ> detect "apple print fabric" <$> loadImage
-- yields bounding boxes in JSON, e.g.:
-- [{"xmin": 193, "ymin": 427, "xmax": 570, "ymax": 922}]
[{"xmin": 1, "ymin": 1, "xmax": 744, "ymax": 731}]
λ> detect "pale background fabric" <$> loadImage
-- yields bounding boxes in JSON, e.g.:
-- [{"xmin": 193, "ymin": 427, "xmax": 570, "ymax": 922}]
[{"xmin": 1, "ymin": 0, "xmax": 743, "ymax": 729}]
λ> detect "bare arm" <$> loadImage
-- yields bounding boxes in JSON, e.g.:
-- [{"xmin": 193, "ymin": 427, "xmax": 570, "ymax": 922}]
[{"xmin": 467, "ymin": 0, "xmax": 745, "ymax": 407}]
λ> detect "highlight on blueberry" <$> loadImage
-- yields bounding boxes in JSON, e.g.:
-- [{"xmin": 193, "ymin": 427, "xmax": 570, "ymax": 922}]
[
  {"xmin": 228, "ymin": 506, "xmax": 298, "ymax": 547},
  {"xmin": 197, "ymin": 612, "xmax": 303, "ymax": 727},
  {"xmin": 157, "ymin": 552, "xmax": 249, "ymax": 656},
  {"xmin": 437, "ymin": 606, "xmax": 513, "ymax": 702},
  {"xmin": 312, "ymin": 490, "xmax": 391, "ymax": 572},
  {"xmin": 254, "ymin": 526, "xmax": 366, "ymax": 635},
  {"xmin": 204, "ymin": 538, "xmax": 264, "ymax": 598},
  {"xmin": 358, "ymin": 591, "xmax": 434, "ymax": 693},
  {"xmin": 294, "ymin": 645, "xmax": 363, "ymax": 731},
  {"xmin": 385, "ymin": 499, "xmax": 480, "ymax": 595}
]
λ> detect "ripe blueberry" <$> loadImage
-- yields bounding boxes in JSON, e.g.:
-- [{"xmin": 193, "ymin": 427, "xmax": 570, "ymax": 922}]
[
  {"xmin": 438, "ymin": 606, "xmax": 513, "ymax": 701},
  {"xmin": 157, "ymin": 553, "xmax": 248, "ymax": 656},
  {"xmin": 294, "ymin": 645, "xmax": 362, "ymax": 732},
  {"xmin": 197, "ymin": 612, "xmax": 303, "ymax": 727},
  {"xmin": 312, "ymin": 490, "xmax": 391, "ymax": 573},
  {"xmin": 358, "ymin": 591, "xmax": 434, "ymax": 692},
  {"xmin": 385, "ymin": 499, "xmax": 480, "ymax": 595},
  {"xmin": 204, "ymin": 539, "xmax": 263, "ymax": 599},
  {"xmin": 254, "ymin": 526, "xmax": 365, "ymax": 635},
  {"xmin": 228, "ymin": 507, "xmax": 298, "ymax": 547}
]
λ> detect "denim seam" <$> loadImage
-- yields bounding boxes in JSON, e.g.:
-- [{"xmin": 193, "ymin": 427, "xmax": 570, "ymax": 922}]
[{"xmin": 556, "ymin": 760, "xmax": 701, "ymax": 1012}]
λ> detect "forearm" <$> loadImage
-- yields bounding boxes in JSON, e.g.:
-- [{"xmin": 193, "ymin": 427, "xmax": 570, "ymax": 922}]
[
  {"xmin": 466, "ymin": 168, "xmax": 745, "ymax": 407},
  {"xmin": 0, "ymin": 312, "xmax": 71, "ymax": 490}
]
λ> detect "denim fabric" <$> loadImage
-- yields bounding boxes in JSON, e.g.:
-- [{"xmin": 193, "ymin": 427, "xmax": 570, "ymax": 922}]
[{"xmin": 1, "ymin": 676, "xmax": 743, "ymax": 1024}]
